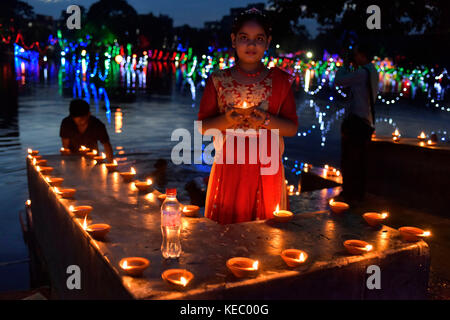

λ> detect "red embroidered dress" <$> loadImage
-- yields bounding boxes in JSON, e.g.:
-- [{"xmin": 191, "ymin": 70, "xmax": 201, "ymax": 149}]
[{"xmin": 198, "ymin": 67, "xmax": 298, "ymax": 224}]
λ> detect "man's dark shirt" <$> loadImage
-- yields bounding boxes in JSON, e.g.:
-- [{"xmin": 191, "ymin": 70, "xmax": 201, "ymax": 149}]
[{"xmin": 60, "ymin": 116, "xmax": 110, "ymax": 152}]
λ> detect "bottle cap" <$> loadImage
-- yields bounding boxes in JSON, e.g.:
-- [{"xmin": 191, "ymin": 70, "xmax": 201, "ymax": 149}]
[{"xmin": 166, "ymin": 188, "xmax": 177, "ymax": 196}]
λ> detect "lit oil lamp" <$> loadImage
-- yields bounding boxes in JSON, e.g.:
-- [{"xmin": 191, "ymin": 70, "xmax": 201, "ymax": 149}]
[
  {"xmin": 226, "ymin": 257, "xmax": 259, "ymax": 278},
  {"xmin": 35, "ymin": 159, "xmax": 47, "ymax": 166},
  {"xmin": 45, "ymin": 177, "xmax": 64, "ymax": 187},
  {"xmin": 182, "ymin": 205, "xmax": 200, "ymax": 217},
  {"xmin": 427, "ymin": 139, "xmax": 436, "ymax": 146},
  {"xmin": 287, "ymin": 185, "xmax": 295, "ymax": 196},
  {"xmin": 398, "ymin": 227, "xmax": 431, "ymax": 242},
  {"xmin": 82, "ymin": 216, "xmax": 110, "ymax": 240},
  {"xmin": 303, "ymin": 163, "xmax": 310, "ymax": 173},
  {"xmin": 120, "ymin": 167, "xmax": 136, "ymax": 183},
  {"xmin": 392, "ymin": 129, "xmax": 401, "ymax": 142},
  {"xmin": 78, "ymin": 145, "xmax": 90, "ymax": 155},
  {"xmin": 27, "ymin": 148, "xmax": 39, "ymax": 156},
  {"xmin": 344, "ymin": 240, "xmax": 373, "ymax": 255},
  {"xmin": 54, "ymin": 187, "xmax": 76, "ymax": 198},
  {"xmin": 157, "ymin": 193, "xmax": 167, "ymax": 203},
  {"xmin": 36, "ymin": 166, "xmax": 54, "ymax": 175},
  {"xmin": 281, "ymin": 249, "xmax": 308, "ymax": 267},
  {"xmin": 329, "ymin": 198, "xmax": 349, "ymax": 214},
  {"xmin": 134, "ymin": 178, "xmax": 153, "ymax": 193},
  {"xmin": 105, "ymin": 160, "xmax": 118, "ymax": 172},
  {"xmin": 93, "ymin": 152, "xmax": 107, "ymax": 162},
  {"xmin": 69, "ymin": 205, "xmax": 93, "ymax": 218},
  {"xmin": 60, "ymin": 147, "xmax": 70, "ymax": 155},
  {"xmin": 119, "ymin": 257, "xmax": 150, "ymax": 277},
  {"xmin": 363, "ymin": 211, "xmax": 388, "ymax": 227},
  {"xmin": 86, "ymin": 149, "xmax": 98, "ymax": 159},
  {"xmin": 272, "ymin": 204, "xmax": 293, "ymax": 223},
  {"xmin": 162, "ymin": 269, "xmax": 194, "ymax": 287},
  {"xmin": 25, "ymin": 200, "xmax": 31, "ymax": 207},
  {"xmin": 417, "ymin": 131, "xmax": 427, "ymax": 142}
]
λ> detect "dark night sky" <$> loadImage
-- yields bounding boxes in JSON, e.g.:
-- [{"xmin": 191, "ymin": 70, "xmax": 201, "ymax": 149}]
[
  {"xmin": 25, "ymin": 0, "xmax": 268, "ymax": 27},
  {"xmin": 24, "ymin": 0, "xmax": 320, "ymax": 36}
]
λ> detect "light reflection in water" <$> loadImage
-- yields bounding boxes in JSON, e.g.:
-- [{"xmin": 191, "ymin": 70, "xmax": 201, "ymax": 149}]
[{"xmin": 115, "ymin": 108, "xmax": 123, "ymax": 133}]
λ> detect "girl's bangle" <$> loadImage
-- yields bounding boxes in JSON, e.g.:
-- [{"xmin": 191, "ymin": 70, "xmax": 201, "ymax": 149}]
[{"xmin": 261, "ymin": 112, "xmax": 271, "ymax": 128}]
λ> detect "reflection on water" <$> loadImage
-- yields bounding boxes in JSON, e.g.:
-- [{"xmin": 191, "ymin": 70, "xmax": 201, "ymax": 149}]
[{"xmin": 1, "ymin": 52, "xmax": 450, "ymax": 292}]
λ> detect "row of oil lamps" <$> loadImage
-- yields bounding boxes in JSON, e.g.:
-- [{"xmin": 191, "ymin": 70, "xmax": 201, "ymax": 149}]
[
  {"xmin": 28, "ymin": 147, "xmax": 200, "ymax": 287},
  {"xmin": 27, "ymin": 147, "xmax": 432, "ymax": 288},
  {"xmin": 390, "ymin": 129, "xmax": 438, "ymax": 146}
]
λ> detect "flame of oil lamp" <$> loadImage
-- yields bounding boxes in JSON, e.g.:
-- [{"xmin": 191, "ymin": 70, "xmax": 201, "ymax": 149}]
[
  {"xmin": 297, "ymin": 252, "xmax": 306, "ymax": 262},
  {"xmin": 162, "ymin": 269, "xmax": 194, "ymax": 286},
  {"xmin": 82, "ymin": 216, "xmax": 87, "ymax": 230},
  {"xmin": 70, "ymin": 205, "xmax": 74, "ymax": 212},
  {"xmin": 33, "ymin": 158, "xmax": 37, "ymax": 165},
  {"xmin": 418, "ymin": 131, "xmax": 427, "ymax": 142},
  {"xmin": 422, "ymin": 231, "xmax": 431, "ymax": 237},
  {"xmin": 131, "ymin": 167, "xmax": 136, "ymax": 174},
  {"xmin": 393, "ymin": 129, "xmax": 400, "ymax": 137},
  {"xmin": 26, "ymin": 200, "xmax": 31, "ymax": 206}
]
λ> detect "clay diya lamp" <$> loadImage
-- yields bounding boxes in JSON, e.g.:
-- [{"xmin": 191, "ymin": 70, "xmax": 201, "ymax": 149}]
[
  {"xmin": 120, "ymin": 167, "xmax": 136, "ymax": 183},
  {"xmin": 162, "ymin": 269, "xmax": 194, "ymax": 287},
  {"xmin": 226, "ymin": 257, "xmax": 259, "ymax": 278},
  {"xmin": 60, "ymin": 147, "xmax": 71, "ymax": 155},
  {"xmin": 134, "ymin": 179, "xmax": 153, "ymax": 193},
  {"xmin": 182, "ymin": 205, "xmax": 200, "ymax": 217},
  {"xmin": 85, "ymin": 149, "xmax": 98, "ymax": 159},
  {"xmin": 35, "ymin": 159, "xmax": 47, "ymax": 166},
  {"xmin": 417, "ymin": 131, "xmax": 427, "ymax": 142},
  {"xmin": 45, "ymin": 176, "xmax": 64, "ymax": 187},
  {"xmin": 329, "ymin": 199, "xmax": 349, "ymax": 214},
  {"xmin": 236, "ymin": 101, "xmax": 257, "ymax": 116},
  {"xmin": 272, "ymin": 205, "xmax": 293, "ymax": 223},
  {"xmin": 54, "ymin": 187, "xmax": 76, "ymax": 198},
  {"xmin": 36, "ymin": 166, "xmax": 54, "ymax": 175},
  {"xmin": 93, "ymin": 152, "xmax": 107, "ymax": 162},
  {"xmin": 344, "ymin": 240, "xmax": 373, "ymax": 255},
  {"xmin": 281, "ymin": 249, "xmax": 308, "ymax": 267},
  {"xmin": 157, "ymin": 193, "xmax": 167, "ymax": 203},
  {"xmin": 119, "ymin": 257, "xmax": 150, "ymax": 277},
  {"xmin": 78, "ymin": 145, "xmax": 90, "ymax": 155},
  {"xmin": 83, "ymin": 217, "xmax": 110, "ymax": 240},
  {"xmin": 427, "ymin": 139, "xmax": 437, "ymax": 146},
  {"xmin": 398, "ymin": 227, "xmax": 431, "ymax": 242},
  {"xmin": 69, "ymin": 205, "xmax": 93, "ymax": 218},
  {"xmin": 27, "ymin": 148, "xmax": 39, "ymax": 156},
  {"xmin": 105, "ymin": 160, "xmax": 118, "ymax": 172},
  {"xmin": 287, "ymin": 185, "xmax": 295, "ymax": 196},
  {"xmin": 363, "ymin": 211, "xmax": 388, "ymax": 227}
]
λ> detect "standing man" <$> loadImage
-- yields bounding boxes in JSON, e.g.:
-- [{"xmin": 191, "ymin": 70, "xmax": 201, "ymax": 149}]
[
  {"xmin": 335, "ymin": 43, "xmax": 378, "ymax": 203},
  {"xmin": 60, "ymin": 99, "xmax": 114, "ymax": 162}
]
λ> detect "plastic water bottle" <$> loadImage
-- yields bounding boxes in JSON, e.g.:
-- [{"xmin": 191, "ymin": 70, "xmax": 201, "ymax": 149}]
[{"xmin": 161, "ymin": 188, "xmax": 182, "ymax": 259}]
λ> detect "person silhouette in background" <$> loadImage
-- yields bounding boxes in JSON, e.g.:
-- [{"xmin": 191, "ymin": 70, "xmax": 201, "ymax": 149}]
[
  {"xmin": 60, "ymin": 99, "xmax": 114, "ymax": 162},
  {"xmin": 335, "ymin": 43, "xmax": 378, "ymax": 203}
]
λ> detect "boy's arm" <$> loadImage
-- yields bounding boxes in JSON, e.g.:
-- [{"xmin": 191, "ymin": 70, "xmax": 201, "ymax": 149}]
[{"xmin": 61, "ymin": 138, "xmax": 71, "ymax": 149}]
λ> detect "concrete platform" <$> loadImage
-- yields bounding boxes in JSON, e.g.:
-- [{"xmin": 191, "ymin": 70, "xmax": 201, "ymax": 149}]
[
  {"xmin": 368, "ymin": 137, "xmax": 450, "ymax": 216},
  {"xmin": 26, "ymin": 154, "xmax": 430, "ymax": 299}
]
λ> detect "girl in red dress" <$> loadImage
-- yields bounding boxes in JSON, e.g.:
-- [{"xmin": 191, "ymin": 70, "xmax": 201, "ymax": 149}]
[{"xmin": 198, "ymin": 8, "xmax": 298, "ymax": 224}]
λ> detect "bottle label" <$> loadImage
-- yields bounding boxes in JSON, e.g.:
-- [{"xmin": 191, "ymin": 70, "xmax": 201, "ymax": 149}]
[{"xmin": 162, "ymin": 213, "xmax": 179, "ymax": 227}]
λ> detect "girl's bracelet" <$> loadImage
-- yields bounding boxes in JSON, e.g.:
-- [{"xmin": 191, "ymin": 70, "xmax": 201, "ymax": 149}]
[{"xmin": 260, "ymin": 112, "xmax": 271, "ymax": 128}]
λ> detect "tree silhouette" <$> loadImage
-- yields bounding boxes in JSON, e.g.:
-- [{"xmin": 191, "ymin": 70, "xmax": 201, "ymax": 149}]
[{"xmin": 86, "ymin": 0, "xmax": 138, "ymax": 45}]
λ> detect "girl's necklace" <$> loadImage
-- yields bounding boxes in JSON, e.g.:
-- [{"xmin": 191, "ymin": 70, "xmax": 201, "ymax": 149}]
[{"xmin": 236, "ymin": 63, "xmax": 263, "ymax": 78}]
